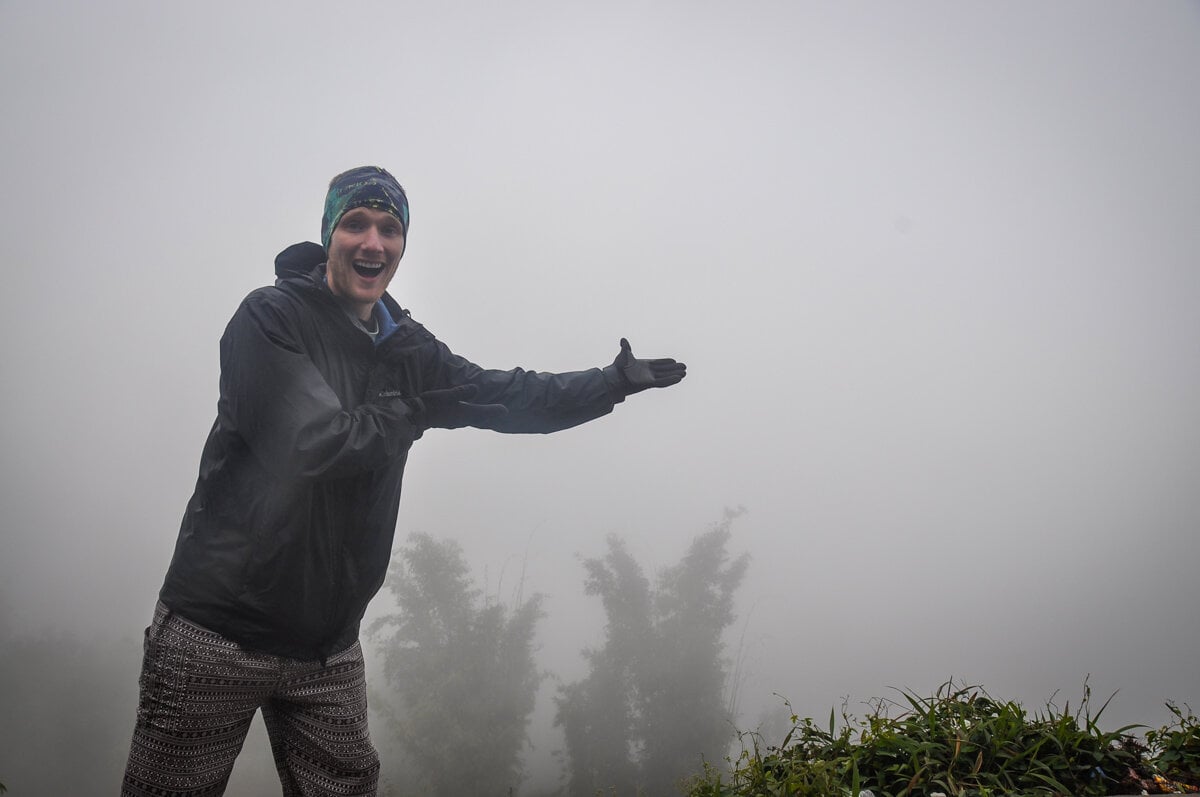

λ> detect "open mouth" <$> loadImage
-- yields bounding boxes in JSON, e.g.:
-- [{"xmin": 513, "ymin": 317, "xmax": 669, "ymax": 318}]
[{"xmin": 353, "ymin": 260, "xmax": 385, "ymax": 278}]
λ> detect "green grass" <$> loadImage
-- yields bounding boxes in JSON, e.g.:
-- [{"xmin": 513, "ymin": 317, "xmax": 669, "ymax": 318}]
[{"xmin": 686, "ymin": 681, "xmax": 1199, "ymax": 797}]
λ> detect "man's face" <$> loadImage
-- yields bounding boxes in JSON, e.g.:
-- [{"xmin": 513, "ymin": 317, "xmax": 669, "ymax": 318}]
[{"xmin": 325, "ymin": 206, "xmax": 406, "ymax": 319}]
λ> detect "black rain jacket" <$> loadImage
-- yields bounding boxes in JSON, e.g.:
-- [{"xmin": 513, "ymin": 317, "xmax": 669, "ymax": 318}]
[{"xmin": 159, "ymin": 265, "xmax": 623, "ymax": 661}]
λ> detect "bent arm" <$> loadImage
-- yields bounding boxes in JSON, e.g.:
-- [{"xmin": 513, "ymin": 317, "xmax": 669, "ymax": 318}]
[{"xmin": 221, "ymin": 297, "xmax": 422, "ymax": 478}]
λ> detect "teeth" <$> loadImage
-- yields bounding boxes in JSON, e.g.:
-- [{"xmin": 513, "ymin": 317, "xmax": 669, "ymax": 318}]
[{"xmin": 354, "ymin": 261, "xmax": 384, "ymax": 271}]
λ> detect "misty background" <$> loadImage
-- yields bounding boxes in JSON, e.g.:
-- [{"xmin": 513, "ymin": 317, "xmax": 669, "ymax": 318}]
[{"xmin": 1, "ymin": 1, "xmax": 1197, "ymax": 793}]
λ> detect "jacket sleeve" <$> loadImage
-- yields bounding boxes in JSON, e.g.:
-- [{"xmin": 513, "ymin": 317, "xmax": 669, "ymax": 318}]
[
  {"xmin": 426, "ymin": 339, "xmax": 627, "ymax": 434},
  {"xmin": 220, "ymin": 294, "xmax": 422, "ymax": 480}
]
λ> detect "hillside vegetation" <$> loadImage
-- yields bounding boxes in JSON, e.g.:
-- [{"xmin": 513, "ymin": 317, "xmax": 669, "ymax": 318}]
[{"xmin": 687, "ymin": 682, "xmax": 1199, "ymax": 797}]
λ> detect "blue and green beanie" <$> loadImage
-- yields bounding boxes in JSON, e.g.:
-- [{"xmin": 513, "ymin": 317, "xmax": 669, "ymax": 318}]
[{"xmin": 321, "ymin": 166, "xmax": 410, "ymax": 251}]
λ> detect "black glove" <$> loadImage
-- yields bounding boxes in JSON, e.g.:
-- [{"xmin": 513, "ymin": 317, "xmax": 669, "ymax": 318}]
[
  {"xmin": 611, "ymin": 338, "xmax": 687, "ymax": 395},
  {"xmin": 415, "ymin": 384, "xmax": 509, "ymax": 430}
]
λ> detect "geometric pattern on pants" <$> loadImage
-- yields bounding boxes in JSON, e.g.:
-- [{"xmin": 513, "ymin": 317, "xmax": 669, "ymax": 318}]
[{"xmin": 122, "ymin": 602, "xmax": 380, "ymax": 797}]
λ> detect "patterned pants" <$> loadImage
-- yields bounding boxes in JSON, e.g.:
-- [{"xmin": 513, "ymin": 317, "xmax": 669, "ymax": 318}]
[{"xmin": 122, "ymin": 603, "xmax": 380, "ymax": 796}]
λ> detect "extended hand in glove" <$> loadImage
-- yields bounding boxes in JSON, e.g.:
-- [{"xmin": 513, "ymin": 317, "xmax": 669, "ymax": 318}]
[
  {"xmin": 416, "ymin": 384, "xmax": 509, "ymax": 429},
  {"xmin": 611, "ymin": 338, "xmax": 687, "ymax": 395}
]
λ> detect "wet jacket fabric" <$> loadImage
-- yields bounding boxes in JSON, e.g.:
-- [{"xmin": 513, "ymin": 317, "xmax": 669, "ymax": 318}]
[{"xmin": 159, "ymin": 265, "xmax": 622, "ymax": 661}]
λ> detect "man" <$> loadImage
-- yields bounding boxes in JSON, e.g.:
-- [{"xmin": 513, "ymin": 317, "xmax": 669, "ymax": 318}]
[{"xmin": 122, "ymin": 166, "xmax": 686, "ymax": 796}]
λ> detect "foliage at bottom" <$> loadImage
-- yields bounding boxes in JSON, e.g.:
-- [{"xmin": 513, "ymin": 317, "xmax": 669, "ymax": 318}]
[{"xmin": 686, "ymin": 681, "xmax": 1199, "ymax": 797}]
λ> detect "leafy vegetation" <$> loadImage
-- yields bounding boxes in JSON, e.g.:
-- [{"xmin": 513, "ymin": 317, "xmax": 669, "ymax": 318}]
[
  {"xmin": 368, "ymin": 533, "xmax": 545, "ymax": 796},
  {"xmin": 1146, "ymin": 702, "xmax": 1200, "ymax": 793},
  {"xmin": 686, "ymin": 681, "xmax": 1200, "ymax": 797},
  {"xmin": 556, "ymin": 510, "xmax": 750, "ymax": 796}
]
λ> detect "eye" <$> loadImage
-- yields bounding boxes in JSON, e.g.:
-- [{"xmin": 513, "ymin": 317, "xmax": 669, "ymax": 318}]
[{"xmin": 341, "ymin": 217, "xmax": 365, "ymax": 231}]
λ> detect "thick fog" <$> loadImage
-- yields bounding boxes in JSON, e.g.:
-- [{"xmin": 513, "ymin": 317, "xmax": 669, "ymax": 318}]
[{"xmin": 1, "ymin": 1, "xmax": 1198, "ymax": 793}]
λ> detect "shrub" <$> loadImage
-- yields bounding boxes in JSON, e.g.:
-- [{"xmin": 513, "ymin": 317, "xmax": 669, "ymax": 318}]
[
  {"xmin": 686, "ymin": 681, "xmax": 1199, "ymax": 797},
  {"xmin": 1145, "ymin": 702, "xmax": 1200, "ymax": 793}
]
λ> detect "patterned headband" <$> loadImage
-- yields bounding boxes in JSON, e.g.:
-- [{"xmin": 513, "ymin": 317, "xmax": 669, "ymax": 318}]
[{"xmin": 320, "ymin": 166, "xmax": 410, "ymax": 251}]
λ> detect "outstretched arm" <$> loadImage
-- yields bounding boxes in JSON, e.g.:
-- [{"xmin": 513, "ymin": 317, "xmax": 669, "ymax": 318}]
[
  {"xmin": 420, "ymin": 336, "xmax": 686, "ymax": 434},
  {"xmin": 371, "ymin": 302, "xmax": 687, "ymax": 434}
]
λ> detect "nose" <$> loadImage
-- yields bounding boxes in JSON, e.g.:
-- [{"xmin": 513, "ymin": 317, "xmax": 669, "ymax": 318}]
[{"xmin": 361, "ymin": 224, "xmax": 384, "ymax": 252}]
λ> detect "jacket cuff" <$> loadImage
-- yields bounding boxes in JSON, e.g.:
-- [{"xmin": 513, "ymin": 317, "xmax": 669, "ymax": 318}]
[{"xmin": 601, "ymin": 364, "xmax": 629, "ymax": 403}]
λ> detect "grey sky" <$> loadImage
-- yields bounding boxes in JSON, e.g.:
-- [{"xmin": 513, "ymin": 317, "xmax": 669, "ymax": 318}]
[{"xmin": 1, "ymin": 0, "xmax": 1198, "ymax": 784}]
